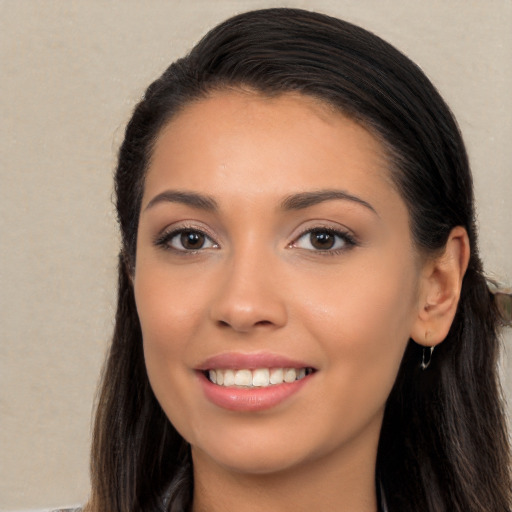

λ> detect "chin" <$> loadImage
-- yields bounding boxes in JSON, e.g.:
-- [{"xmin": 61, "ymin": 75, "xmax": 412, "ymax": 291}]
[{"xmin": 193, "ymin": 444, "xmax": 311, "ymax": 476}]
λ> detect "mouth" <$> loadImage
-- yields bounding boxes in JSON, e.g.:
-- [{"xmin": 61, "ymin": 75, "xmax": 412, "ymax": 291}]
[
  {"xmin": 196, "ymin": 353, "xmax": 317, "ymax": 411},
  {"xmin": 204, "ymin": 367, "xmax": 316, "ymax": 388}
]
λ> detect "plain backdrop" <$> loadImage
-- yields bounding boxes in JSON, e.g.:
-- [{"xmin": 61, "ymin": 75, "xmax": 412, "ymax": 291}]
[{"xmin": 1, "ymin": 1, "xmax": 511, "ymax": 510}]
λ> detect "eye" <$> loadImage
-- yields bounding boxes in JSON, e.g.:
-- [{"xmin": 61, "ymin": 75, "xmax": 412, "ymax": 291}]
[
  {"xmin": 291, "ymin": 228, "xmax": 356, "ymax": 252},
  {"xmin": 156, "ymin": 228, "xmax": 218, "ymax": 252}
]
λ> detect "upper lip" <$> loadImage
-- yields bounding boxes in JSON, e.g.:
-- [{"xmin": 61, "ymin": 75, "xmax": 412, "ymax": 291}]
[{"xmin": 195, "ymin": 352, "xmax": 316, "ymax": 371}]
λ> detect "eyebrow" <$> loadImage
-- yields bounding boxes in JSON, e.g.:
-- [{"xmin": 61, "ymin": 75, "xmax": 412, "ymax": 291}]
[
  {"xmin": 144, "ymin": 190, "xmax": 218, "ymax": 212},
  {"xmin": 280, "ymin": 190, "xmax": 378, "ymax": 215},
  {"xmin": 143, "ymin": 188, "xmax": 377, "ymax": 216}
]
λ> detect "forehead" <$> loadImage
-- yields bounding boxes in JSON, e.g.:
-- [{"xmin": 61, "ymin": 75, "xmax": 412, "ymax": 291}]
[{"xmin": 144, "ymin": 89, "xmax": 401, "ymax": 213}]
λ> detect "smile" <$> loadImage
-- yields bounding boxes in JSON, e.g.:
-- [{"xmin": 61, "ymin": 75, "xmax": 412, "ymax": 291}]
[{"xmin": 207, "ymin": 367, "xmax": 315, "ymax": 388}]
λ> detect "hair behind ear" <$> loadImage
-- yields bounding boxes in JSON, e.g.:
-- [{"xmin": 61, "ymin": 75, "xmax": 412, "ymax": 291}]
[{"xmin": 379, "ymin": 255, "xmax": 511, "ymax": 511}]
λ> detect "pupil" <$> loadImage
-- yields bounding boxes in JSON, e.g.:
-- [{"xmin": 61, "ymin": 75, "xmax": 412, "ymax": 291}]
[
  {"xmin": 310, "ymin": 231, "xmax": 335, "ymax": 250},
  {"xmin": 181, "ymin": 231, "xmax": 205, "ymax": 249}
]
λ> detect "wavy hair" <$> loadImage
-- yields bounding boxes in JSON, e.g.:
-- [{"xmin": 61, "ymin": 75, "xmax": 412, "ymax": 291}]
[{"xmin": 87, "ymin": 8, "xmax": 511, "ymax": 512}]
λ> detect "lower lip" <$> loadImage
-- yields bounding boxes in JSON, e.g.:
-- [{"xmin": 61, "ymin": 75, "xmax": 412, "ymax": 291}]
[{"xmin": 198, "ymin": 372, "xmax": 312, "ymax": 412}]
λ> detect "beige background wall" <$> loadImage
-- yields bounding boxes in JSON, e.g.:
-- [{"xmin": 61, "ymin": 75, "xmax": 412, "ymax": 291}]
[{"xmin": 1, "ymin": 1, "xmax": 511, "ymax": 509}]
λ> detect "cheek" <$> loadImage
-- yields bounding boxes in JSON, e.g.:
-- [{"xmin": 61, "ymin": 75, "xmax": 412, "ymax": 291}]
[
  {"xmin": 133, "ymin": 265, "xmax": 204, "ymax": 399},
  {"xmin": 295, "ymin": 257, "xmax": 418, "ymax": 406},
  {"xmin": 134, "ymin": 267, "xmax": 209, "ymax": 440},
  {"xmin": 300, "ymin": 256, "xmax": 417, "ymax": 342},
  {"xmin": 134, "ymin": 263, "xmax": 206, "ymax": 349}
]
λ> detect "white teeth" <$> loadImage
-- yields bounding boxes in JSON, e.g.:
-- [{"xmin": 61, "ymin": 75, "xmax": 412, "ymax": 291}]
[
  {"xmin": 283, "ymin": 368, "xmax": 297, "ymax": 383},
  {"xmin": 269, "ymin": 368, "xmax": 284, "ymax": 384},
  {"xmin": 224, "ymin": 369, "xmax": 235, "ymax": 386},
  {"xmin": 234, "ymin": 369, "xmax": 252, "ymax": 386},
  {"xmin": 252, "ymin": 368, "xmax": 270, "ymax": 387},
  {"xmin": 207, "ymin": 367, "xmax": 312, "ymax": 387}
]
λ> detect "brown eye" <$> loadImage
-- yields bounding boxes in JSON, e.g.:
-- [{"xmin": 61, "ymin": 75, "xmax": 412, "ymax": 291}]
[
  {"xmin": 180, "ymin": 230, "xmax": 206, "ymax": 250},
  {"xmin": 291, "ymin": 227, "xmax": 356, "ymax": 253},
  {"xmin": 156, "ymin": 228, "xmax": 218, "ymax": 252},
  {"xmin": 309, "ymin": 230, "xmax": 336, "ymax": 250}
]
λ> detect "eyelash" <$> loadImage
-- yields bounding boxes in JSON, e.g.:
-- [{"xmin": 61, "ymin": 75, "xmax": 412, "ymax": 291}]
[
  {"xmin": 289, "ymin": 227, "xmax": 358, "ymax": 256},
  {"xmin": 154, "ymin": 225, "xmax": 219, "ymax": 254},
  {"xmin": 154, "ymin": 226, "xmax": 358, "ymax": 255}
]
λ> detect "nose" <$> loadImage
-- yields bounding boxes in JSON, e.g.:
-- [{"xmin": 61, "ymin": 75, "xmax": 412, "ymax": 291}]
[{"xmin": 209, "ymin": 249, "xmax": 288, "ymax": 333}]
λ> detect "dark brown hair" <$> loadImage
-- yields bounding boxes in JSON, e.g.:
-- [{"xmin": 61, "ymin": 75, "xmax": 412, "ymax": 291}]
[{"xmin": 88, "ymin": 8, "xmax": 511, "ymax": 511}]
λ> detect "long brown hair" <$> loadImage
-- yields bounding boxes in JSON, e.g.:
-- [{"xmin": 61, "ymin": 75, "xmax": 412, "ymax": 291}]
[{"xmin": 88, "ymin": 8, "xmax": 511, "ymax": 511}]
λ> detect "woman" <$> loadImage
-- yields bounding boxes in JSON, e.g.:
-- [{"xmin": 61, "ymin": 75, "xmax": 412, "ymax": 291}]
[{"xmin": 87, "ymin": 8, "xmax": 511, "ymax": 512}]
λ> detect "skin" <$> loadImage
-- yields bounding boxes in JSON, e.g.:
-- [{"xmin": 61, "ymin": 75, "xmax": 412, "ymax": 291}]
[{"xmin": 134, "ymin": 90, "xmax": 469, "ymax": 512}]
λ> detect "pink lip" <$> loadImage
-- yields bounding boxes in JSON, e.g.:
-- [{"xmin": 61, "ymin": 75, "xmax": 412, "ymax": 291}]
[
  {"xmin": 195, "ymin": 352, "xmax": 316, "ymax": 412},
  {"xmin": 198, "ymin": 372, "xmax": 313, "ymax": 412},
  {"xmin": 196, "ymin": 352, "xmax": 314, "ymax": 371}
]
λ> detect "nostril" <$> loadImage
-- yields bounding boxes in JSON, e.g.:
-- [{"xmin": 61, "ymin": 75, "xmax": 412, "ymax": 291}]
[{"xmin": 216, "ymin": 319, "xmax": 273, "ymax": 329}]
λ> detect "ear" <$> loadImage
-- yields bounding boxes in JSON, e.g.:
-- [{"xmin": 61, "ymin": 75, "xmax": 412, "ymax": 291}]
[{"xmin": 410, "ymin": 226, "xmax": 470, "ymax": 347}]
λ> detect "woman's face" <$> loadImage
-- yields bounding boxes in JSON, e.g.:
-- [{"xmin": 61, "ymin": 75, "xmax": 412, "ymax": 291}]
[{"xmin": 134, "ymin": 90, "xmax": 424, "ymax": 476}]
